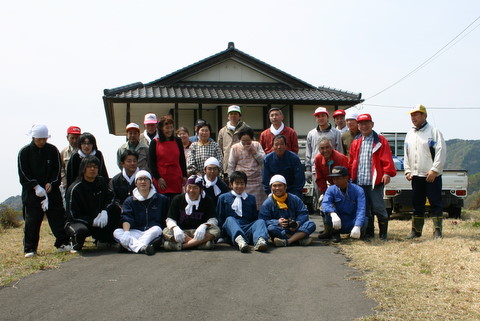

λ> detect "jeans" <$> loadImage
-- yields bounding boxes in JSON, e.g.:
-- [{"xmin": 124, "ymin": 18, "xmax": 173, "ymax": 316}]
[
  {"xmin": 267, "ymin": 220, "xmax": 316, "ymax": 239},
  {"xmin": 222, "ymin": 216, "xmax": 268, "ymax": 245},
  {"xmin": 360, "ymin": 184, "xmax": 388, "ymax": 236}
]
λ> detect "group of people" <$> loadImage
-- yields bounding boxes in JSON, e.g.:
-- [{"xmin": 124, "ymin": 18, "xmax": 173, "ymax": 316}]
[{"xmin": 18, "ymin": 103, "xmax": 446, "ymax": 257}]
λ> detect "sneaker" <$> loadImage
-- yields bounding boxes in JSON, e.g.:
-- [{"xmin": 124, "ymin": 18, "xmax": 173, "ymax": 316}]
[
  {"xmin": 24, "ymin": 252, "xmax": 36, "ymax": 258},
  {"xmin": 57, "ymin": 244, "xmax": 75, "ymax": 253},
  {"xmin": 163, "ymin": 240, "xmax": 182, "ymax": 251},
  {"xmin": 298, "ymin": 237, "xmax": 313, "ymax": 246},
  {"xmin": 197, "ymin": 240, "xmax": 215, "ymax": 250},
  {"xmin": 235, "ymin": 235, "xmax": 249, "ymax": 253},
  {"xmin": 254, "ymin": 237, "xmax": 268, "ymax": 251},
  {"xmin": 273, "ymin": 238, "xmax": 288, "ymax": 247}
]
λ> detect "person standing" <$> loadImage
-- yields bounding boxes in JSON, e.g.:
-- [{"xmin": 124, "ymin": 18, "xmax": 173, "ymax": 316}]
[
  {"xmin": 187, "ymin": 122, "xmax": 223, "ymax": 176},
  {"xmin": 333, "ymin": 109, "xmax": 348, "ymax": 133},
  {"xmin": 116, "ymin": 123, "xmax": 149, "ymax": 171},
  {"xmin": 404, "ymin": 104, "xmax": 447, "ymax": 239},
  {"xmin": 18, "ymin": 124, "xmax": 72, "ymax": 257},
  {"xmin": 341, "ymin": 110, "xmax": 360, "ymax": 157},
  {"xmin": 149, "ymin": 116, "xmax": 187, "ymax": 201},
  {"xmin": 259, "ymin": 107, "xmax": 298, "ymax": 154},
  {"xmin": 349, "ymin": 114, "xmax": 396, "ymax": 240},
  {"xmin": 217, "ymin": 105, "xmax": 250, "ymax": 173},
  {"xmin": 60, "ymin": 125, "xmax": 81, "ymax": 195},
  {"xmin": 139, "ymin": 113, "xmax": 159, "ymax": 146},
  {"xmin": 305, "ymin": 107, "xmax": 343, "ymax": 183}
]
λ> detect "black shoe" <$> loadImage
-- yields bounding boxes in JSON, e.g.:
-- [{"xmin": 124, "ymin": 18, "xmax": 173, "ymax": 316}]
[
  {"xmin": 144, "ymin": 244, "xmax": 156, "ymax": 256},
  {"xmin": 118, "ymin": 245, "xmax": 129, "ymax": 253},
  {"xmin": 150, "ymin": 237, "xmax": 163, "ymax": 250},
  {"xmin": 318, "ymin": 231, "xmax": 332, "ymax": 239},
  {"xmin": 331, "ymin": 233, "xmax": 341, "ymax": 243},
  {"xmin": 405, "ymin": 230, "xmax": 422, "ymax": 239}
]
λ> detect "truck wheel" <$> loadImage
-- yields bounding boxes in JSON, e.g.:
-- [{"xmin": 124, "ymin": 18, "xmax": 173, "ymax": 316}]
[{"xmin": 448, "ymin": 207, "xmax": 462, "ymax": 219}]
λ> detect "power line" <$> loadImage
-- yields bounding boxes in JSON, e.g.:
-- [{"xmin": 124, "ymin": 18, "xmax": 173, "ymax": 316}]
[
  {"xmin": 362, "ymin": 103, "xmax": 480, "ymax": 110},
  {"xmin": 365, "ymin": 15, "xmax": 480, "ymax": 101}
]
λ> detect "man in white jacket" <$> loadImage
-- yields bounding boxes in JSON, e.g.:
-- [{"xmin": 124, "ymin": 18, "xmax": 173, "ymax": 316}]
[{"xmin": 404, "ymin": 104, "xmax": 446, "ymax": 239}]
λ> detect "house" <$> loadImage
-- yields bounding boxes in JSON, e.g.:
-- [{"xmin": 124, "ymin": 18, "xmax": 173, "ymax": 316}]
[{"xmin": 103, "ymin": 42, "xmax": 363, "ymax": 138}]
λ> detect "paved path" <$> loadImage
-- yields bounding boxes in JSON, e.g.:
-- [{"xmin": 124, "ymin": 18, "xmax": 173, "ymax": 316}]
[{"xmin": 0, "ymin": 217, "xmax": 376, "ymax": 321}]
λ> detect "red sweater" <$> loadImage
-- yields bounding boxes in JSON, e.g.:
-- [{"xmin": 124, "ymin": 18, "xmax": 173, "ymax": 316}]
[
  {"xmin": 259, "ymin": 126, "xmax": 299, "ymax": 154},
  {"xmin": 314, "ymin": 150, "xmax": 349, "ymax": 193}
]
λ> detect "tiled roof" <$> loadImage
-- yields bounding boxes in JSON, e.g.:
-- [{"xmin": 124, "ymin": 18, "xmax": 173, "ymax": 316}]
[{"xmin": 105, "ymin": 82, "xmax": 361, "ymax": 104}]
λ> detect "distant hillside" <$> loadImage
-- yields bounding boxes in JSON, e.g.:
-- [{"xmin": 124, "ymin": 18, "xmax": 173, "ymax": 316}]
[
  {"xmin": 2, "ymin": 195, "xmax": 22, "ymax": 212},
  {"xmin": 445, "ymin": 139, "xmax": 480, "ymax": 175}
]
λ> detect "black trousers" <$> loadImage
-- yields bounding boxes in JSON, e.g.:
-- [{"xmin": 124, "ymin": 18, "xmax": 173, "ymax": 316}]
[
  {"xmin": 23, "ymin": 205, "xmax": 69, "ymax": 253},
  {"xmin": 65, "ymin": 211, "xmax": 119, "ymax": 250},
  {"xmin": 412, "ymin": 175, "xmax": 443, "ymax": 217}
]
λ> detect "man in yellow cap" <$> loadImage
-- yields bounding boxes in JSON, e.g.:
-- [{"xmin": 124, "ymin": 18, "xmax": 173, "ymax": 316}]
[{"xmin": 404, "ymin": 104, "xmax": 446, "ymax": 239}]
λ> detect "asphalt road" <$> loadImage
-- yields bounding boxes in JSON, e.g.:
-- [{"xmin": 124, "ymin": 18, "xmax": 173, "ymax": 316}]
[{"xmin": 0, "ymin": 217, "xmax": 376, "ymax": 321}]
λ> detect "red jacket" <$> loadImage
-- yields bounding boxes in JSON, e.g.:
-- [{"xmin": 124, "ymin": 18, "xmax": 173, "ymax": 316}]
[
  {"xmin": 314, "ymin": 150, "xmax": 349, "ymax": 193},
  {"xmin": 259, "ymin": 126, "xmax": 299, "ymax": 154},
  {"xmin": 349, "ymin": 131, "xmax": 396, "ymax": 186}
]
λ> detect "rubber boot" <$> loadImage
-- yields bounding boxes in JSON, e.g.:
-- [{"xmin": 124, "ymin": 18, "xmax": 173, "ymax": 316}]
[
  {"xmin": 379, "ymin": 220, "xmax": 388, "ymax": 241},
  {"xmin": 432, "ymin": 216, "xmax": 443, "ymax": 239},
  {"xmin": 318, "ymin": 223, "xmax": 332, "ymax": 239},
  {"xmin": 405, "ymin": 216, "xmax": 424, "ymax": 239},
  {"xmin": 331, "ymin": 231, "xmax": 341, "ymax": 243},
  {"xmin": 365, "ymin": 215, "xmax": 375, "ymax": 239}
]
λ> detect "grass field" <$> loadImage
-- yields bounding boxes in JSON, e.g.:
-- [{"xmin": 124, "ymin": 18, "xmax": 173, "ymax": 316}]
[{"xmin": 1, "ymin": 213, "xmax": 479, "ymax": 320}]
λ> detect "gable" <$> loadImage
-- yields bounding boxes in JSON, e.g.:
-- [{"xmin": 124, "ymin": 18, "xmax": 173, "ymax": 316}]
[{"xmin": 184, "ymin": 59, "xmax": 278, "ymax": 83}]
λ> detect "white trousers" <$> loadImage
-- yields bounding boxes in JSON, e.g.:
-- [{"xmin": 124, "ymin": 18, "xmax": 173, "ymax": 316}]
[{"xmin": 113, "ymin": 226, "xmax": 162, "ymax": 253}]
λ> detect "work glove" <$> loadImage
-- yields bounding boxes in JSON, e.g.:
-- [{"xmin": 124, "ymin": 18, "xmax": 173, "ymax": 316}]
[
  {"xmin": 34, "ymin": 185, "xmax": 47, "ymax": 197},
  {"xmin": 350, "ymin": 226, "xmax": 361, "ymax": 239},
  {"xmin": 305, "ymin": 171, "xmax": 312, "ymax": 183},
  {"xmin": 173, "ymin": 226, "xmax": 185, "ymax": 243},
  {"xmin": 120, "ymin": 231, "xmax": 131, "ymax": 247},
  {"xmin": 41, "ymin": 195, "xmax": 49, "ymax": 211},
  {"xmin": 194, "ymin": 223, "xmax": 207, "ymax": 241},
  {"xmin": 330, "ymin": 212, "xmax": 341, "ymax": 230},
  {"xmin": 93, "ymin": 210, "xmax": 108, "ymax": 228}
]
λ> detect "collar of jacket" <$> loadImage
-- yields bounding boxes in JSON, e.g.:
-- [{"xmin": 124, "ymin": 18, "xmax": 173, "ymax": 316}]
[{"xmin": 316, "ymin": 123, "xmax": 332, "ymax": 132}]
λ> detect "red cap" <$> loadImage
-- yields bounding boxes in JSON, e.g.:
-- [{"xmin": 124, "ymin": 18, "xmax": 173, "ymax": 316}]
[
  {"xmin": 356, "ymin": 114, "xmax": 373, "ymax": 122},
  {"xmin": 67, "ymin": 126, "xmax": 81, "ymax": 135},
  {"xmin": 333, "ymin": 109, "xmax": 346, "ymax": 118}
]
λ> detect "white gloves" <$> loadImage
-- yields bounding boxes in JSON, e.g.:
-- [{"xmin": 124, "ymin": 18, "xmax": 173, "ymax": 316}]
[
  {"xmin": 330, "ymin": 212, "xmax": 342, "ymax": 230},
  {"xmin": 305, "ymin": 171, "xmax": 312, "ymax": 183},
  {"xmin": 93, "ymin": 210, "xmax": 108, "ymax": 228},
  {"xmin": 173, "ymin": 226, "xmax": 185, "ymax": 243},
  {"xmin": 194, "ymin": 224, "xmax": 207, "ymax": 241},
  {"xmin": 120, "ymin": 231, "xmax": 131, "ymax": 247},
  {"xmin": 41, "ymin": 195, "xmax": 49, "ymax": 211},
  {"xmin": 34, "ymin": 185, "xmax": 46, "ymax": 197},
  {"xmin": 350, "ymin": 226, "xmax": 361, "ymax": 239}
]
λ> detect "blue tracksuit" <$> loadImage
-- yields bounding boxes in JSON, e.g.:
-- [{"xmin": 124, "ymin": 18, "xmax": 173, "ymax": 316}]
[
  {"xmin": 259, "ymin": 193, "xmax": 316, "ymax": 239},
  {"xmin": 217, "ymin": 192, "xmax": 268, "ymax": 244},
  {"xmin": 322, "ymin": 182, "xmax": 367, "ymax": 233}
]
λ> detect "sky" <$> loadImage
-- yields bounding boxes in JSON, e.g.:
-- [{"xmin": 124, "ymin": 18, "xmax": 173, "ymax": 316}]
[{"xmin": 2, "ymin": 1, "xmax": 479, "ymax": 202}]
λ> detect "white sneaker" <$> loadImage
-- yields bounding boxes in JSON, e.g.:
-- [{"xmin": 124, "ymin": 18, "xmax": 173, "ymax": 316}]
[
  {"xmin": 57, "ymin": 244, "xmax": 75, "ymax": 253},
  {"xmin": 254, "ymin": 237, "xmax": 268, "ymax": 251},
  {"xmin": 235, "ymin": 235, "xmax": 249, "ymax": 253},
  {"xmin": 24, "ymin": 252, "xmax": 36, "ymax": 258}
]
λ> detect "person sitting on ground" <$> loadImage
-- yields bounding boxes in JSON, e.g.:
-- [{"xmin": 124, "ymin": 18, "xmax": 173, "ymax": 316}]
[
  {"xmin": 321, "ymin": 166, "xmax": 367, "ymax": 243},
  {"xmin": 259, "ymin": 175, "xmax": 316, "ymax": 247},
  {"xmin": 203, "ymin": 157, "xmax": 229, "ymax": 206},
  {"xmin": 217, "ymin": 171, "xmax": 269, "ymax": 253},
  {"xmin": 113, "ymin": 170, "xmax": 169, "ymax": 255},
  {"xmin": 162, "ymin": 175, "xmax": 220, "ymax": 251},
  {"xmin": 65, "ymin": 155, "xmax": 117, "ymax": 252}
]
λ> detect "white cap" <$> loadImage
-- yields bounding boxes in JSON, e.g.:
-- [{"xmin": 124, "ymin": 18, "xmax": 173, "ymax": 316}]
[
  {"xmin": 28, "ymin": 124, "xmax": 50, "ymax": 139},
  {"xmin": 144, "ymin": 113, "xmax": 158, "ymax": 124},
  {"xmin": 313, "ymin": 107, "xmax": 329, "ymax": 117},
  {"xmin": 126, "ymin": 123, "xmax": 140, "ymax": 132},
  {"xmin": 135, "ymin": 170, "xmax": 152, "ymax": 182},
  {"xmin": 345, "ymin": 110, "xmax": 359, "ymax": 121},
  {"xmin": 227, "ymin": 105, "xmax": 241, "ymax": 114},
  {"xmin": 204, "ymin": 157, "xmax": 220, "ymax": 169},
  {"xmin": 269, "ymin": 174, "xmax": 287, "ymax": 186}
]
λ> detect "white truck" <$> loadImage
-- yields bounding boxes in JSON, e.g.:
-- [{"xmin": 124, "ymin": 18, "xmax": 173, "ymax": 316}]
[{"xmin": 382, "ymin": 132, "xmax": 468, "ymax": 218}]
